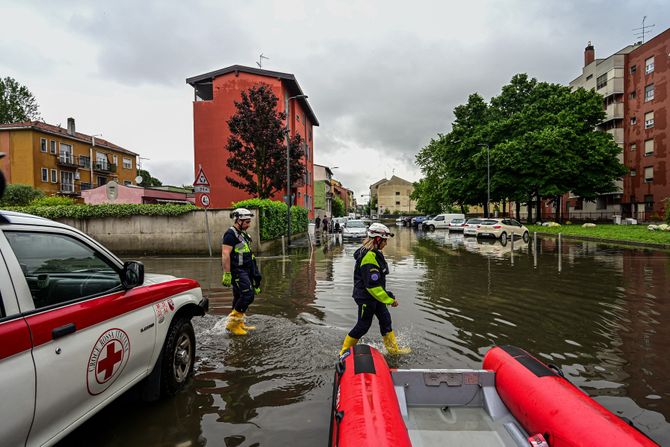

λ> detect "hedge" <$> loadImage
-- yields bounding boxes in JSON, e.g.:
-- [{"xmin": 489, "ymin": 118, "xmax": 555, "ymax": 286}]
[
  {"xmin": 232, "ymin": 198, "xmax": 308, "ymax": 241},
  {"xmin": 0, "ymin": 203, "xmax": 197, "ymax": 219}
]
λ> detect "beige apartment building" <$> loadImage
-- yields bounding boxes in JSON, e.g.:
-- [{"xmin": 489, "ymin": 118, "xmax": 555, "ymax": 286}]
[
  {"xmin": 0, "ymin": 118, "xmax": 138, "ymax": 198},
  {"xmin": 370, "ymin": 175, "xmax": 416, "ymax": 214},
  {"xmin": 566, "ymin": 42, "xmax": 634, "ymax": 217}
]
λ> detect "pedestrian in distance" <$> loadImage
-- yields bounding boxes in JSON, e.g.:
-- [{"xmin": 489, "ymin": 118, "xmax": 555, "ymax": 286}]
[
  {"xmin": 315, "ymin": 215, "xmax": 321, "ymax": 230},
  {"xmin": 339, "ymin": 223, "xmax": 411, "ymax": 356},
  {"xmin": 221, "ymin": 208, "xmax": 262, "ymax": 335},
  {"xmin": 322, "ymin": 216, "xmax": 329, "ymax": 234}
]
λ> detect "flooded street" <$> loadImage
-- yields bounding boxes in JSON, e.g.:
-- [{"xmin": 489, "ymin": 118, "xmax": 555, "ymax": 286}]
[{"xmin": 60, "ymin": 227, "xmax": 670, "ymax": 446}]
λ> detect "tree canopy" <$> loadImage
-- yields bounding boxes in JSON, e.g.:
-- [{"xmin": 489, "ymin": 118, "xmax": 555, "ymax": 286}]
[
  {"xmin": 414, "ymin": 74, "xmax": 626, "ymax": 219},
  {"xmin": 0, "ymin": 77, "xmax": 40, "ymax": 124},
  {"xmin": 138, "ymin": 169, "xmax": 163, "ymax": 187},
  {"xmin": 226, "ymin": 84, "xmax": 305, "ymax": 199}
]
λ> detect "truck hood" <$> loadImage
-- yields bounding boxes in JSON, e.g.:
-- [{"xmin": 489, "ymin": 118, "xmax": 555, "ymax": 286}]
[{"xmin": 143, "ymin": 273, "xmax": 179, "ymax": 286}]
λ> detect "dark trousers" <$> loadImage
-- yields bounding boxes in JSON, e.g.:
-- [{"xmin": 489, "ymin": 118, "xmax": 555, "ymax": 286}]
[
  {"xmin": 232, "ymin": 270, "xmax": 255, "ymax": 313},
  {"xmin": 348, "ymin": 298, "xmax": 393, "ymax": 339}
]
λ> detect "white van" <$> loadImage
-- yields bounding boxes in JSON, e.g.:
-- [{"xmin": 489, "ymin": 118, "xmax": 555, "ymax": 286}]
[{"xmin": 422, "ymin": 213, "xmax": 466, "ymax": 230}]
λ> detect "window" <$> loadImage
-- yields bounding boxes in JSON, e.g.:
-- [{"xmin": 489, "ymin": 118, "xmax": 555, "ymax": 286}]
[
  {"xmin": 630, "ymin": 169, "xmax": 636, "ymax": 176},
  {"xmin": 630, "ymin": 65, "xmax": 637, "ymax": 74},
  {"xmin": 97, "ymin": 176, "xmax": 107, "ymax": 187},
  {"xmin": 61, "ymin": 171, "xmax": 74, "ymax": 193},
  {"xmin": 630, "ymin": 143, "xmax": 637, "ymax": 151},
  {"xmin": 395, "ymin": 191, "xmax": 400, "ymax": 196},
  {"xmin": 50, "ymin": 140, "xmax": 57, "ymax": 154},
  {"xmin": 112, "ymin": 155, "xmax": 118, "ymax": 166},
  {"xmin": 645, "ymin": 56, "xmax": 654, "ymax": 74},
  {"xmin": 596, "ymin": 196, "xmax": 607, "ymax": 210},
  {"xmin": 644, "ymin": 139, "xmax": 654, "ymax": 156},
  {"xmin": 41, "ymin": 168, "xmax": 48, "ymax": 182},
  {"xmin": 96, "ymin": 152, "xmax": 108, "ymax": 170},
  {"xmin": 644, "ymin": 166, "xmax": 653, "ymax": 183},
  {"xmin": 629, "ymin": 91, "xmax": 636, "ymax": 99},
  {"xmin": 79, "ymin": 155, "xmax": 90, "ymax": 168},
  {"xmin": 596, "ymin": 74, "xmax": 608, "ymax": 90},
  {"xmin": 644, "ymin": 195, "xmax": 654, "ymax": 211},
  {"xmin": 395, "ymin": 201, "xmax": 400, "ymax": 206},
  {"xmin": 644, "ymin": 111, "xmax": 654, "ymax": 129},
  {"xmin": 644, "ymin": 84, "xmax": 654, "ymax": 102},
  {"xmin": 435, "ymin": 216, "xmax": 444, "ymax": 221},
  {"xmin": 630, "ymin": 116, "xmax": 637, "ymax": 125},
  {"xmin": 50, "ymin": 169, "xmax": 57, "ymax": 183},
  {"xmin": 40, "ymin": 138, "xmax": 47, "ymax": 152},
  {"xmin": 122, "ymin": 157, "xmax": 132, "ymax": 169},
  {"xmin": 586, "ymin": 74, "xmax": 593, "ymax": 81},
  {"xmin": 4, "ymin": 231, "xmax": 122, "ymax": 309}
]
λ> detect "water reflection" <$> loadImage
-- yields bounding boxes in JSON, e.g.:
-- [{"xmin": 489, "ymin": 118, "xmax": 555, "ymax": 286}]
[{"xmin": 58, "ymin": 227, "xmax": 670, "ymax": 446}]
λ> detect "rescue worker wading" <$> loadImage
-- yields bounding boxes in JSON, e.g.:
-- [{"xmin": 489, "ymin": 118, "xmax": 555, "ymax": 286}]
[
  {"xmin": 221, "ymin": 208, "xmax": 262, "ymax": 335},
  {"xmin": 339, "ymin": 223, "xmax": 411, "ymax": 356}
]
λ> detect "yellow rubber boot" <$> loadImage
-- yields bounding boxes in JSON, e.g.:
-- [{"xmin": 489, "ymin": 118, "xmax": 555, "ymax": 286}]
[
  {"xmin": 240, "ymin": 313, "xmax": 256, "ymax": 331},
  {"xmin": 383, "ymin": 331, "xmax": 411, "ymax": 355},
  {"xmin": 339, "ymin": 335, "xmax": 359, "ymax": 356},
  {"xmin": 226, "ymin": 310, "xmax": 248, "ymax": 336}
]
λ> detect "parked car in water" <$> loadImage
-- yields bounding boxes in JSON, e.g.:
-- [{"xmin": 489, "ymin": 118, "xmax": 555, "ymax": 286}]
[
  {"xmin": 342, "ymin": 219, "xmax": 368, "ymax": 239},
  {"xmin": 0, "ymin": 210, "xmax": 208, "ymax": 447},
  {"xmin": 411, "ymin": 215, "xmax": 430, "ymax": 228},
  {"xmin": 463, "ymin": 218, "xmax": 485, "ymax": 237},
  {"xmin": 422, "ymin": 213, "xmax": 466, "ymax": 230},
  {"xmin": 475, "ymin": 218, "xmax": 529, "ymax": 244},
  {"xmin": 447, "ymin": 218, "xmax": 466, "ymax": 232}
]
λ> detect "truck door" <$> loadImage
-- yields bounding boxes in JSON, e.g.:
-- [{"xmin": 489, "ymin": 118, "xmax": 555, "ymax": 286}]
[
  {"xmin": 3, "ymin": 229, "xmax": 157, "ymax": 447},
  {"xmin": 0, "ymin": 234, "xmax": 36, "ymax": 447}
]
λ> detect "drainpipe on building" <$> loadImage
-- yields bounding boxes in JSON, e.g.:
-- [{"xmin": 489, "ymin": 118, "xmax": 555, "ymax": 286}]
[{"xmin": 90, "ymin": 136, "xmax": 96, "ymax": 187}]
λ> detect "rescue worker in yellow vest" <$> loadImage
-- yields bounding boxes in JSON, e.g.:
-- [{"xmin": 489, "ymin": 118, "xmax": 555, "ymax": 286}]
[
  {"xmin": 339, "ymin": 223, "xmax": 410, "ymax": 356},
  {"xmin": 221, "ymin": 208, "xmax": 262, "ymax": 335}
]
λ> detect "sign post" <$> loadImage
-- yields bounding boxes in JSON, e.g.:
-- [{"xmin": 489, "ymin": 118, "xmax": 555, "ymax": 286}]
[{"xmin": 194, "ymin": 165, "xmax": 213, "ymax": 257}]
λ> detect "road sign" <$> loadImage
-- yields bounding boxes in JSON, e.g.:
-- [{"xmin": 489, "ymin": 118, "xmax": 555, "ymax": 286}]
[
  {"xmin": 200, "ymin": 194, "xmax": 210, "ymax": 208},
  {"xmin": 193, "ymin": 166, "xmax": 210, "ymax": 186},
  {"xmin": 194, "ymin": 186, "xmax": 210, "ymax": 194}
]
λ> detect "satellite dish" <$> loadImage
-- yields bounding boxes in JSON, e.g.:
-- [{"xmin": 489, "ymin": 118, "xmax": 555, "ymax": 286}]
[{"xmin": 135, "ymin": 175, "xmax": 143, "ymax": 184}]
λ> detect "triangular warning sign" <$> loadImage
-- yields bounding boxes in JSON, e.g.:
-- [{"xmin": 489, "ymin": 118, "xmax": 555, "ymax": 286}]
[{"xmin": 193, "ymin": 167, "xmax": 210, "ymax": 186}]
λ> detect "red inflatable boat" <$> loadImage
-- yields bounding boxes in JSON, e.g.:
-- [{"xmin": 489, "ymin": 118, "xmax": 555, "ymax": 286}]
[{"xmin": 329, "ymin": 344, "xmax": 658, "ymax": 446}]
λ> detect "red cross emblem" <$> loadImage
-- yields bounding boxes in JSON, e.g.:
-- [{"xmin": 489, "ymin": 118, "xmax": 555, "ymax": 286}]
[
  {"xmin": 87, "ymin": 328, "xmax": 131, "ymax": 395},
  {"xmin": 97, "ymin": 342, "xmax": 123, "ymax": 382}
]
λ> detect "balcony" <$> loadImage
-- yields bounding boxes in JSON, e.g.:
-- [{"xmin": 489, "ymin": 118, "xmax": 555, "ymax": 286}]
[
  {"xmin": 94, "ymin": 162, "xmax": 117, "ymax": 173},
  {"xmin": 603, "ymin": 102, "xmax": 624, "ymax": 121},
  {"xmin": 59, "ymin": 182, "xmax": 80, "ymax": 195},
  {"xmin": 597, "ymin": 78, "xmax": 624, "ymax": 99},
  {"xmin": 57, "ymin": 154, "xmax": 79, "ymax": 169},
  {"xmin": 607, "ymin": 128, "xmax": 624, "ymax": 144}
]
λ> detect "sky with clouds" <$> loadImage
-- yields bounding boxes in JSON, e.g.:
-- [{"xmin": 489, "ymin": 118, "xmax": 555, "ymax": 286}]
[{"xmin": 1, "ymin": 0, "xmax": 667, "ymax": 203}]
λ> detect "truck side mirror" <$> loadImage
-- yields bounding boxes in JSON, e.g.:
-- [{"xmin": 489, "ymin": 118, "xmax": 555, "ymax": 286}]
[{"xmin": 122, "ymin": 261, "xmax": 144, "ymax": 289}]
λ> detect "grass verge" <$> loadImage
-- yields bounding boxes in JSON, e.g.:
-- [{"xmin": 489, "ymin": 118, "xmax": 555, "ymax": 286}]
[{"xmin": 527, "ymin": 224, "xmax": 670, "ymax": 246}]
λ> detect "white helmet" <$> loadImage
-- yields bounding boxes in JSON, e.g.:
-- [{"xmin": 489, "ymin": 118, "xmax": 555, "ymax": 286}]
[
  {"xmin": 367, "ymin": 222, "xmax": 394, "ymax": 239},
  {"xmin": 230, "ymin": 207, "xmax": 254, "ymax": 221}
]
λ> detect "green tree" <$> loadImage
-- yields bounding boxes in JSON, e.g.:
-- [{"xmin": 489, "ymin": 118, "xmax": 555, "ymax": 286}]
[
  {"xmin": 226, "ymin": 84, "xmax": 305, "ymax": 199},
  {"xmin": 415, "ymin": 74, "xmax": 626, "ymax": 222},
  {"xmin": 138, "ymin": 169, "xmax": 163, "ymax": 187},
  {"xmin": 410, "ymin": 178, "xmax": 443, "ymax": 215},
  {"xmin": 0, "ymin": 184, "xmax": 44, "ymax": 206},
  {"xmin": 0, "ymin": 77, "xmax": 40, "ymax": 124},
  {"xmin": 332, "ymin": 197, "xmax": 345, "ymax": 217}
]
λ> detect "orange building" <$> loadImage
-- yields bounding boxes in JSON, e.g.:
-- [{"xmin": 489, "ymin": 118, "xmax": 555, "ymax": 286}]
[
  {"xmin": 0, "ymin": 119, "xmax": 138, "ymax": 197},
  {"xmin": 186, "ymin": 65, "xmax": 319, "ymax": 217}
]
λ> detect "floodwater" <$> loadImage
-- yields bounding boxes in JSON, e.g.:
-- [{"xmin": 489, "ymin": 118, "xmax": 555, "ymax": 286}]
[{"xmin": 59, "ymin": 227, "xmax": 670, "ymax": 446}]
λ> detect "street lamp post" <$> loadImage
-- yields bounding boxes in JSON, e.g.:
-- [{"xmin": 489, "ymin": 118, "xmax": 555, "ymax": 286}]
[{"xmin": 285, "ymin": 94, "xmax": 308, "ymax": 246}]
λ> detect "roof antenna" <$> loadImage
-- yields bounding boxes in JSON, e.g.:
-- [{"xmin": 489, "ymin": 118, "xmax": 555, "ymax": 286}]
[
  {"xmin": 256, "ymin": 53, "xmax": 270, "ymax": 69},
  {"xmin": 633, "ymin": 16, "xmax": 655, "ymax": 44}
]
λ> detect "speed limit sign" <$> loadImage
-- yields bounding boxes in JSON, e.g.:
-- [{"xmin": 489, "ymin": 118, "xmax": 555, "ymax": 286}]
[{"xmin": 200, "ymin": 194, "xmax": 210, "ymax": 208}]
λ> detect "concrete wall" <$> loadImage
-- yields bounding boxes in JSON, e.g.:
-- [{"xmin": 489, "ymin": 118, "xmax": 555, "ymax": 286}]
[{"xmin": 56, "ymin": 209, "xmax": 262, "ymax": 255}]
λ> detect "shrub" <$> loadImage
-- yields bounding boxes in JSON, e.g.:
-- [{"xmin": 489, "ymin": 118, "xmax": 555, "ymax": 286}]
[
  {"xmin": 0, "ymin": 184, "xmax": 44, "ymax": 206},
  {"xmin": 30, "ymin": 196, "xmax": 77, "ymax": 207},
  {"xmin": 664, "ymin": 198, "xmax": 670, "ymax": 224},
  {"xmin": 232, "ymin": 198, "xmax": 308, "ymax": 241},
  {"xmin": 1, "ymin": 203, "xmax": 197, "ymax": 219}
]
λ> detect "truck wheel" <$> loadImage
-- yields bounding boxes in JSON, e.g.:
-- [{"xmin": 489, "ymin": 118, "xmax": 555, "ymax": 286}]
[{"xmin": 161, "ymin": 318, "xmax": 195, "ymax": 396}]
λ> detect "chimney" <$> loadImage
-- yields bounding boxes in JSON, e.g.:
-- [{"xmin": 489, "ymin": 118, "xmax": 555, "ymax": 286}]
[
  {"xmin": 67, "ymin": 117, "xmax": 75, "ymax": 136},
  {"xmin": 584, "ymin": 41, "xmax": 595, "ymax": 67}
]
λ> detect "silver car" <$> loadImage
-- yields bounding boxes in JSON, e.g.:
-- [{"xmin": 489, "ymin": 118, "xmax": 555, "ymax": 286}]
[{"xmin": 463, "ymin": 218, "xmax": 484, "ymax": 237}]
